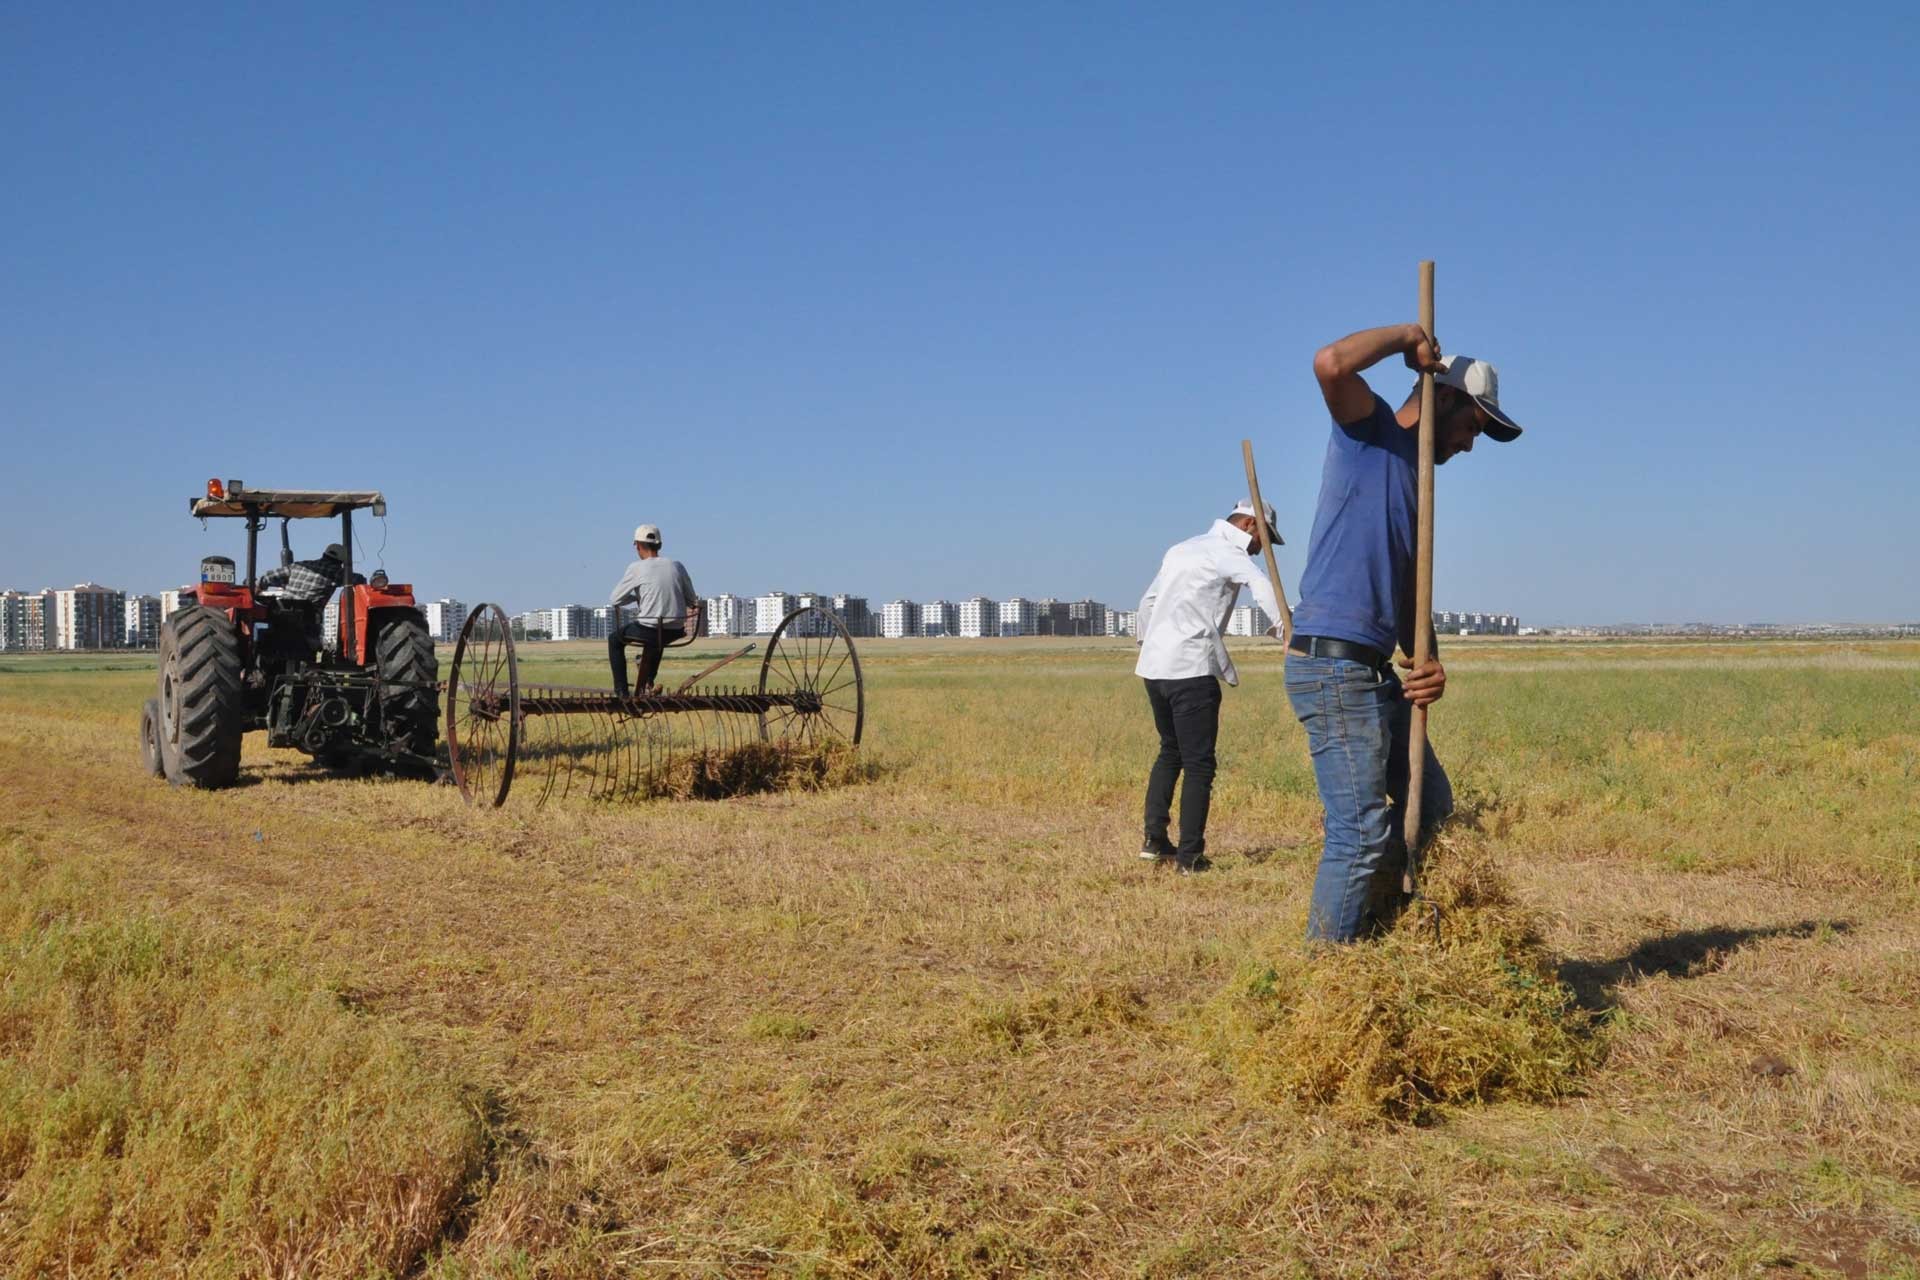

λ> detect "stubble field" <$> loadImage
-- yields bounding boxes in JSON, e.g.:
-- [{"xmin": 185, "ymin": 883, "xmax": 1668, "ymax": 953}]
[{"xmin": 1, "ymin": 636, "xmax": 1917, "ymax": 1278}]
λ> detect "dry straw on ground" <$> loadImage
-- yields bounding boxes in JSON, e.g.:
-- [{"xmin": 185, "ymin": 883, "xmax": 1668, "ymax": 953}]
[
  {"xmin": 1213, "ymin": 830, "xmax": 1602, "ymax": 1122},
  {"xmin": 644, "ymin": 740, "xmax": 868, "ymax": 800}
]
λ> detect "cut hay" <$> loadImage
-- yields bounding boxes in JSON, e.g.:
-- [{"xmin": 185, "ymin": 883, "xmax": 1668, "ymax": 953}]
[
  {"xmin": 641, "ymin": 739, "xmax": 867, "ymax": 801},
  {"xmin": 1210, "ymin": 833, "xmax": 1600, "ymax": 1122}
]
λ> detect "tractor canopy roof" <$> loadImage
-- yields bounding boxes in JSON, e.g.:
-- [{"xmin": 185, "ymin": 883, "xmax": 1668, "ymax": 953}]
[{"xmin": 189, "ymin": 483, "xmax": 387, "ymax": 519}]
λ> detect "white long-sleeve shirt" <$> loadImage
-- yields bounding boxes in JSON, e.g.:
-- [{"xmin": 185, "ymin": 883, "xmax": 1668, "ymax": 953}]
[{"xmin": 1134, "ymin": 519, "xmax": 1283, "ymax": 686}]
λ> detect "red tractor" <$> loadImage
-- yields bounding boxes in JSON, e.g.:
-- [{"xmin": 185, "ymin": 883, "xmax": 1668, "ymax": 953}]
[{"xmin": 139, "ymin": 481, "xmax": 439, "ymax": 787}]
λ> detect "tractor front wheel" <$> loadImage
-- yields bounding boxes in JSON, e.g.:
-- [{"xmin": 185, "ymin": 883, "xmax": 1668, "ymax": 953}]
[
  {"xmin": 376, "ymin": 610, "xmax": 439, "ymax": 756},
  {"xmin": 156, "ymin": 605, "xmax": 246, "ymax": 788}
]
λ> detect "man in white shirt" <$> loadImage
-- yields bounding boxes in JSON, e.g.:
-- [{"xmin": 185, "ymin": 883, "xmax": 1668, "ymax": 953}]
[
  {"xmin": 608, "ymin": 523, "xmax": 698, "ymax": 697},
  {"xmin": 1134, "ymin": 500, "xmax": 1285, "ymax": 873}
]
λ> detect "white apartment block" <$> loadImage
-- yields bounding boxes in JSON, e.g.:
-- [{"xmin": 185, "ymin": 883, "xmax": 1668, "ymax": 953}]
[
  {"xmin": 921, "ymin": 600, "xmax": 958, "ymax": 638},
  {"xmin": 1107, "ymin": 610, "xmax": 1138, "ymax": 638},
  {"xmin": 754, "ymin": 592, "xmax": 795, "ymax": 634},
  {"xmin": 124, "ymin": 595, "xmax": 162, "ymax": 649},
  {"xmin": 958, "ymin": 596, "xmax": 998, "ymax": 638},
  {"xmin": 159, "ymin": 589, "xmax": 190, "ymax": 621},
  {"xmin": 880, "ymin": 599, "xmax": 921, "ymax": 638},
  {"xmin": 549, "ymin": 605, "xmax": 596, "ymax": 641},
  {"xmin": 997, "ymin": 597, "xmax": 1036, "ymax": 638},
  {"xmin": 1227, "ymin": 603, "xmax": 1274, "ymax": 637},
  {"xmin": 53, "ymin": 584, "xmax": 125, "ymax": 650},
  {"xmin": 424, "ymin": 598, "xmax": 469, "ymax": 643},
  {"xmin": 704, "ymin": 594, "xmax": 752, "ymax": 637}
]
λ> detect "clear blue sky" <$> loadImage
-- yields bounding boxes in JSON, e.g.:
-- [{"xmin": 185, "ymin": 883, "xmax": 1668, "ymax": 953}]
[{"xmin": 4, "ymin": 3, "xmax": 1916, "ymax": 624}]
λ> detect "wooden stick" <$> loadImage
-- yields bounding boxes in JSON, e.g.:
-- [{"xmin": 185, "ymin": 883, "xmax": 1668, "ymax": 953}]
[
  {"xmin": 1403, "ymin": 260, "xmax": 1437, "ymax": 892},
  {"xmin": 1239, "ymin": 439, "xmax": 1293, "ymax": 648}
]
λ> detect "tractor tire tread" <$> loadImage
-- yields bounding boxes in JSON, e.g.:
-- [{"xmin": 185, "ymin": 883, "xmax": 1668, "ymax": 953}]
[{"xmin": 164, "ymin": 606, "xmax": 245, "ymax": 787}]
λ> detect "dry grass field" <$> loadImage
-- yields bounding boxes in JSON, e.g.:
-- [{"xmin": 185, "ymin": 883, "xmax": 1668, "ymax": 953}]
[{"xmin": 2, "ymin": 636, "xmax": 1917, "ymax": 1278}]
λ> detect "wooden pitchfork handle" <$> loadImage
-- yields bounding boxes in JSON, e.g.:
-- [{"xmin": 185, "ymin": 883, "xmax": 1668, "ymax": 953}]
[
  {"xmin": 1239, "ymin": 440, "xmax": 1293, "ymax": 649},
  {"xmin": 1403, "ymin": 260, "xmax": 1438, "ymax": 893}
]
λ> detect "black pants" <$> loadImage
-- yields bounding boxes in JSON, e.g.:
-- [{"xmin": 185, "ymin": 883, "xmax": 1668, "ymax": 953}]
[
  {"xmin": 610, "ymin": 622, "xmax": 685, "ymax": 696},
  {"xmin": 1143, "ymin": 675, "xmax": 1222, "ymax": 858}
]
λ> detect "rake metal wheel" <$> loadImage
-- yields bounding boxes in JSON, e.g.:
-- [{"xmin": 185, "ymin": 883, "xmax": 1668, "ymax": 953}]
[
  {"xmin": 446, "ymin": 603, "xmax": 520, "ymax": 807},
  {"xmin": 758, "ymin": 606, "xmax": 864, "ymax": 747}
]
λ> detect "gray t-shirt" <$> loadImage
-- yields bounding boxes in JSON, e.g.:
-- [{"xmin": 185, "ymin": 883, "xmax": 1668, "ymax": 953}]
[{"xmin": 609, "ymin": 556, "xmax": 697, "ymax": 625}]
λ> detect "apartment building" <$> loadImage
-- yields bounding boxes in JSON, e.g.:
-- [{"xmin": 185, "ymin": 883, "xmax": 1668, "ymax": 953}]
[
  {"xmin": 997, "ymin": 597, "xmax": 1037, "ymax": 638},
  {"xmin": 921, "ymin": 600, "xmax": 958, "ymax": 638},
  {"xmin": 754, "ymin": 592, "xmax": 795, "ymax": 634},
  {"xmin": 159, "ymin": 588, "xmax": 191, "ymax": 621},
  {"xmin": 705, "ymin": 594, "xmax": 753, "ymax": 637},
  {"xmin": 832, "ymin": 594, "xmax": 873, "ymax": 638},
  {"xmin": 124, "ymin": 594, "xmax": 162, "ymax": 649},
  {"xmin": 1106, "ymin": 610, "xmax": 1138, "ymax": 638},
  {"xmin": 1066, "ymin": 599, "xmax": 1109, "ymax": 637},
  {"xmin": 958, "ymin": 596, "xmax": 998, "ymax": 638},
  {"xmin": 549, "ymin": 605, "xmax": 596, "ymax": 641},
  {"xmin": 53, "ymin": 584, "xmax": 126, "ymax": 650},
  {"xmin": 1227, "ymin": 603, "xmax": 1274, "ymax": 637},
  {"xmin": 1, "ymin": 590, "xmax": 53, "ymax": 650},
  {"xmin": 423, "ymin": 598, "xmax": 469, "ymax": 643},
  {"xmin": 880, "ymin": 599, "xmax": 920, "ymax": 638}
]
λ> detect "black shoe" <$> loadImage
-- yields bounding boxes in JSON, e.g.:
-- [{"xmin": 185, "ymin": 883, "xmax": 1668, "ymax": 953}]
[
  {"xmin": 1170, "ymin": 854, "xmax": 1213, "ymax": 876},
  {"xmin": 1139, "ymin": 839, "xmax": 1176, "ymax": 863}
]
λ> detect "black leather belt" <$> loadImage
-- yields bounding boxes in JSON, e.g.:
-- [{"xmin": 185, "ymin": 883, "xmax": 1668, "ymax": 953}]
[{"xmin": 1288, "ymin": 634, "xmax": 1390, "ymax": 670}]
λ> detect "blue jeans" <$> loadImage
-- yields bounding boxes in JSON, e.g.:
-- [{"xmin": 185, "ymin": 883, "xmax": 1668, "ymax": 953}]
[{"xmin": 1285, "ymin": 653, "xmax": 1453, "ymax": 943}]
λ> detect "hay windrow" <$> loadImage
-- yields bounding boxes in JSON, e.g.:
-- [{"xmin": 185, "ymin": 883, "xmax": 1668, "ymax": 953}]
[
  {"xmin": 1210, "ymin": 833, "xmax": 1601, "ymax": 1122},
  {"xmin": 642, "ymin": 740, "xmax": 869, "ymax": 801}
]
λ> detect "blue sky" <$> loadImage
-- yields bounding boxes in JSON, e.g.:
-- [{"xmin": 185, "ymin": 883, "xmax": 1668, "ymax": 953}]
[{"xmin": 3, "ymin": 3, "xmax": 1915, "ymax": 624}]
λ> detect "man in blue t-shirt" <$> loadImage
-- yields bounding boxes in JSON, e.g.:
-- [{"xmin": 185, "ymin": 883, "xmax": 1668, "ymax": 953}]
[{"xmin": 1287, "ymin": 322, "xmax": 1524, "ymax": 942}]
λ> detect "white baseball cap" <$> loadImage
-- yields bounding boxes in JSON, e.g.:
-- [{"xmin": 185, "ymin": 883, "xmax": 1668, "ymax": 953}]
[
  {"xmin": 1434, "ymin": 355, "xmax": 1523, "ymax": 441},
  {"xmin": 1230, "ymin": 499, "xmax": 1283, "ymax": 545},
  {"xmin": 633, "ymin": 523, "xmax": 662, "ymax": 546}
]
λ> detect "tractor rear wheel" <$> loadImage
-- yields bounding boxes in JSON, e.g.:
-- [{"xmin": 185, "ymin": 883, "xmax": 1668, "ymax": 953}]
[
  {"xmin": 156, "ymin": 605, "xmax": 245, "ymax": 788},
  {"xmin": 376, "ymin": 610, "xmax": 439, "ymax": 756},
  {"xmin": 139, "ymin": 697, "xmax": 165, "ymax": 777}
]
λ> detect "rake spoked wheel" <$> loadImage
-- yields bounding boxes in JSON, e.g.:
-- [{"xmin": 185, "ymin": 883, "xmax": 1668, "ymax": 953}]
[
  {"xmin": 446, "ymin": 603, "xmax": 519, "ymax": 807},
  {"xmin": 759, "ymin": 606, "xmax": 863, "ymax": 747}
]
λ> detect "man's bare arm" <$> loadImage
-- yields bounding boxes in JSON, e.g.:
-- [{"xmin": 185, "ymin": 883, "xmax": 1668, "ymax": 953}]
[{"xmin": 1312, "ymin": 323, "xmax": 1442, "ymax": 425}]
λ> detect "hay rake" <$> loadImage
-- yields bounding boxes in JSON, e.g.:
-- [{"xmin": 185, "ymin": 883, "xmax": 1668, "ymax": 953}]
[{"xmin": 445, "ymin": 604, "xmax": 863, "ymax": 808}]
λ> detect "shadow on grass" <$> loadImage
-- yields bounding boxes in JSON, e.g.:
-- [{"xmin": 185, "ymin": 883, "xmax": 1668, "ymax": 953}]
[{"xmin": 1559, "ymin": 919, "xmax": 1853, "ymax": 1012}]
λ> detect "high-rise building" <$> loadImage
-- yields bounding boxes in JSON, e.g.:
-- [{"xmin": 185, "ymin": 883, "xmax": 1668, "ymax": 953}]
[
  {"xmin": 831, "ymin": 594, "xmax": 873, "ymax": 638},
  {"xmin": 159, "ymin": 588, "xmax": 191, "ymax": 621},
  {"xmin": 1, "ymin": 590, "xmax": 53, "ymax": 650},
  {"xmin": 424, "ymin": 598, "xmax": 469, "ymax": 643},
  {"xmin": 705, "ymin": 594, "xmax": 752, "ymax": 637},
  {"xmin": 124, "ymin": 594, "xmax": 162, "ymax": 649},
  {"xmin": 754, "ymin": 592, "xmax": 795, "ymax": 634},
  {"xmin": 958, "ymin": 596, "xmax": 998, "ymax": 638},
  {"xmin": 590, "ymin": 606, "xmax": 615, "ymax": 640},
  {"xmin": 1066, "ymin": 599, "xmax": 1108, "ymax": 637},
  {"xmin": 549, "ymin": 605, "xmax": 595, "ymax": 641},
  {"xmin": 880, "ymin": 599, "xmax": 920, "ymax": 638},
  {"xmin": 53, "ymin": 584, "xmax": 126, "ymax": 650},
  {"xmin": 921, "ymin": 600, "xmax": 958, "ymax": 638},
  {"xmin": 997, "ymin": 597, "xmax": 1037, "ymax": 638},
  {"xmin": 1227, "ymin": 603, "xmax": 1274, "ymax": 637},
  {"xmin": 1107, "ymin": 610, "xmax": 1138, "ymax": 638}
]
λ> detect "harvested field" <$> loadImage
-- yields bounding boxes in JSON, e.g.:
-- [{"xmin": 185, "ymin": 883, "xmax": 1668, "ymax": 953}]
[{"xmin": 2, "ymin": 636, "xmax": 1917, "ymax": 1277}]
